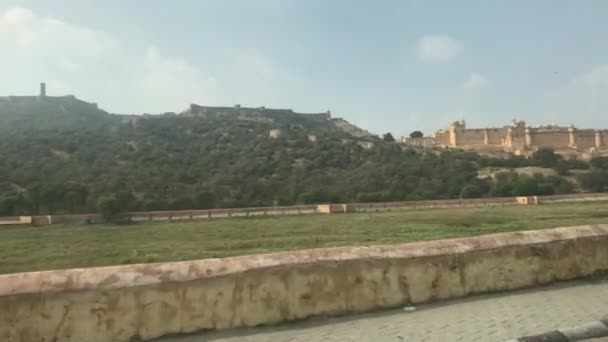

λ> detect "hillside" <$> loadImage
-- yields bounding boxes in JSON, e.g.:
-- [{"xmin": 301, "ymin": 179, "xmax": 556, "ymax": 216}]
[
  {"xmin": 0, "ymin": 93, "xmax": 607, "ymax": 216},
  {"xmin": 0, "ymin": 95, "xmax": 114, "ymax": 132}
]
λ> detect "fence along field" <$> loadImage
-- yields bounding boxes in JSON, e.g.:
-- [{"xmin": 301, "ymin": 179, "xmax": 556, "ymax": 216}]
[{"xmin": 1, "ymin": 192, "xmax": 608, "ymax": 227}]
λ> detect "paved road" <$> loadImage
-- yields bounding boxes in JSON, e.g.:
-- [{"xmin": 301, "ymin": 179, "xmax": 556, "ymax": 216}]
[{"xmin": 160, "ymin": 277, "xmax": 608, "ymax": 342}]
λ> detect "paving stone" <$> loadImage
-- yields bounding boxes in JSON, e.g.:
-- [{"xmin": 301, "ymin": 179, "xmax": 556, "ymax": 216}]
[{"xmin": 160, "ymin": 277, "xmax": 608, "ymax": 342}]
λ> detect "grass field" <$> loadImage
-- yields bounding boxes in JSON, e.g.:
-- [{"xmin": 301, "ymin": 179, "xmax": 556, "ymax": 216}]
[{"xmin": 1, "ymin": 202, "xmax": 607, "ymax": 275}]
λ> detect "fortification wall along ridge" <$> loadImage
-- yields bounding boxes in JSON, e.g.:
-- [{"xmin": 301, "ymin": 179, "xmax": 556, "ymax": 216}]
[
  {"xmin": 400, "ymin": 120, "xmax": 608, "ymax": 154},
  {"xmin": 186, "ymin": 103, "xmax": 332, "ymax": 120},
  {"xmin": 1, "ymin": 225, "xmax": 608, "ymax": 342}
]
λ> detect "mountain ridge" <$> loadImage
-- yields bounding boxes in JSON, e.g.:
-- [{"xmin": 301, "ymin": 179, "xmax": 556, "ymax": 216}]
[{"xmin": 0, "ymin": 88, "xmax": 605, "ymax": 216}]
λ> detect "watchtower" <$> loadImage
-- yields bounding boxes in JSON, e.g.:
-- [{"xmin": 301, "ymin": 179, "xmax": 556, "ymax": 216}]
[{"xmin": 39, "ymin": 82, "xmax": 46, "ymax": 98}]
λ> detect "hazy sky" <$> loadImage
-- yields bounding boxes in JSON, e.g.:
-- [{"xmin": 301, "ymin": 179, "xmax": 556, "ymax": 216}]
[{"xmin": 1, "ymin": 1, "xmax": 607, "ymax": 136}]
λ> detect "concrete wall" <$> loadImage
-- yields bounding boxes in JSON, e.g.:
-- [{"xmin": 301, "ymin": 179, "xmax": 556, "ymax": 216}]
[
  {"xmin": 317, "ymin": 204, "xmax": 354, "ymax": 214},
  {"xmin": 1, "ymin": 225, "xmax": 608, "ymax": 342},
  {"xmin": 0, "ymin": 216, "xmax": 31, "ymax": 226},
  {"xmin": 516, "ymin": 196, "xmax": 538, "ymax": 205}
]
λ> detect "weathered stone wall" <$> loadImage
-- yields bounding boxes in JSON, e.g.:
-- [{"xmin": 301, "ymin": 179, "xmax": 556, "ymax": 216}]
[
  {"xmin": 186, "ymin": 104, "xmax": 331, "ymax": 120},
  {"xmin": 434, "ymin": 130, "xmax": 450, "ymax": 146},
  {"xmin": 506, "ymin": 126, "xmax": 527, "ymax": 150},
  {"xmin": 596, "ymin": 130, "xmax": 608, "ymax": 147},
  {"xmin": 574, "ymin": 130, "xmax": 597, "ymax": 149},
  {"xmin": 453, "ymin": 129, "xmax": 486, "ymax": 146},
  {"xmin": 399, "ymin": 136, "xmax": 436, "ymax": 147},
  {"xmin": 486, "ymin": 128, "xmax": 504, "ymax": 145},
  {"xmin": 529, "ymin": 131, "xmax": 571, "ymax": 149},
  {"xmin": 1, "ymin": 225, "xmax": 608, "ymax": 342},
  {"xmin": 425, "ymin": 121, "xmax": 608, "ymax": 152}
]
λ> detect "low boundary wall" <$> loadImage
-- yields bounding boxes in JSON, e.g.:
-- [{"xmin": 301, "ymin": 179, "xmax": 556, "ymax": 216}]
[
  {"xmin": 1, "ymin": 225, "xmax": 608, "ymax": 342},
  {"xmin": 1, "ymin": 193, "xmax": 608, "ymax": 227},
  {"xmin": 0, "ymin": 216, "xmax": 31, "ymax": 226}
]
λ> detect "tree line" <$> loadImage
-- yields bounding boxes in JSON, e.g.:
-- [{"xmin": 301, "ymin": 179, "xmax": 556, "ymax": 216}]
[{"xmin": 1, "ymin": 112, "xmax": 607, "ymax": 217}]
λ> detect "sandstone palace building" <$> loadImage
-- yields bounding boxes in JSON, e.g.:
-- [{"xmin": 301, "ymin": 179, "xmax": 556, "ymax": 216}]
[{"xmin": 400, "ymin": 120, "xmax": 608, "ymax": 155}]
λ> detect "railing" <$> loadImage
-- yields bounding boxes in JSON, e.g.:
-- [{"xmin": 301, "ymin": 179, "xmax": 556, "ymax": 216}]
[
  {"xmin": 350, "ymin": 196, "xmax": 517, "ymax": 212},
  {"xmin": 123, "ymin": 205, "xmax": 318, "ymax": 222}
]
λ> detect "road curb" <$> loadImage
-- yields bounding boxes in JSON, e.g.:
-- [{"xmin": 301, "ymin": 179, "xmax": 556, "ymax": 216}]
[{"xmin": 506, "ymin": 315, "xmax": 608, "ymax": 341}]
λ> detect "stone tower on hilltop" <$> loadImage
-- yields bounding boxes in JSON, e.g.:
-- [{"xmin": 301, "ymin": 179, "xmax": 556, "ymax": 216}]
[{"xmin": 39, "ymin": 82, "xmax": 46, "ymax": 98}]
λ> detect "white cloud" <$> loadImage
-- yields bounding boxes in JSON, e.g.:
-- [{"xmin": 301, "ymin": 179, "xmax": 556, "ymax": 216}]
[
  {"xmin": 417, "ymin": 35, "xmax": 462, "ymax": 63},
  {"xmin": 463, "ymin": 72, "xmax": 489, "ymax": 91},
  {"xmin": 0, "ymin": 7, "xmax": 219, "ymax": 113},
  {"xmin": 234, "ymin": 50, "xmax": 276, "ymax": 79},
  {"xmin": 544, "ymin": 65, "xmax": 608, "ymax": 126},
  {"xmin": 132, "ymin": 48, "xmax": 218, "ymax": 113},
  {"xmin": 0, "ymin": 7, "xmax": 115, "ymax": 59}
]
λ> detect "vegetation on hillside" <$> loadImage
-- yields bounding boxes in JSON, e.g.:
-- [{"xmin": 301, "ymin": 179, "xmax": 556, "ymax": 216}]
[{"xmin": 0, "ymin": 96, "xmax": 606, "ymax": 216}]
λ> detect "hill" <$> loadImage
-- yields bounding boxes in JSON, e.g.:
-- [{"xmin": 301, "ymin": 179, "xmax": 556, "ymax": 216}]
[{"xmin": 0, "ymin": 92, "xmax": 607, "ymax": 216}]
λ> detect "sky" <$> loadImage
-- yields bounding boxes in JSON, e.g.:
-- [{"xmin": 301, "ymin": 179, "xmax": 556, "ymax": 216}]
[{"xmin": 1, "ymin": 1, "xmax": 608, "ymax": 137}]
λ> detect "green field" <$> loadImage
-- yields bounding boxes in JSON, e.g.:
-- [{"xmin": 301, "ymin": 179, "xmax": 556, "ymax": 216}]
[{"xmin": 1, "ymin": 202, "xmax": 607, "ymax": 275}]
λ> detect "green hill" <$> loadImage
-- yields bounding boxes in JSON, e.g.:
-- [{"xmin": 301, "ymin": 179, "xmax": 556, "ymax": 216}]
[{"xmin": 0, "ymin": 94, "xmax": 605, "ymax": 216}]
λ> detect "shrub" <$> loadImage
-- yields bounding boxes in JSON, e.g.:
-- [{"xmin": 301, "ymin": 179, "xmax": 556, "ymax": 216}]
[
  {"xmin": 460, "ymin": 184, "xmax": 482, "ymax": 199},
  {"xmin": 96, "ymin": 195, "xmax": 120, "ymax": 221}
]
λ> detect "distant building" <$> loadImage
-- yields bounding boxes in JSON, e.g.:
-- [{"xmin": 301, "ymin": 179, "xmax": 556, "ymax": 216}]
[
  {"xmin": 400, "ymin": 120, "xmax": 608, "ymax": 154},
  {"xmin": 0, "ymin": 83, "xmax": 99, "ymax": 111}
]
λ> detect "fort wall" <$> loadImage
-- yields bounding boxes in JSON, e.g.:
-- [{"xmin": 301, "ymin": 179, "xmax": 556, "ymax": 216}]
[
  {"xmin": 403, "ymin": 120, "xmax": 608, "ymax": 154},
  {"xmin": 574, "ymin": 129, "xmax": 597, "ymax": 149},
  {"xmin": 595, "ymin": 130, "xmax": 608, "ymax": 148},
  {"xmin": 434, "ymin": 130, "xmax": 450, "ymax": 146},
  {"xmin": 506, "ymin": 125, "xmax": 527, "ymax": 150},
  {"xmin": 187, "ymin": 104, "xmax": 331, "ymax": 120},
  {"xmin": 485, "ymin": 128, "xmax": 504, "ymax": 145},
  {"xmin": 529, "ymin": 130, "xmax": 570, "ymax": 149},
  {"xmin": 399, "ymin": 136, "xmax": 436, "ymax": 147},
  {"xmin": 453, "ymin": 128, "xmax": 486, "ymax": 146}
]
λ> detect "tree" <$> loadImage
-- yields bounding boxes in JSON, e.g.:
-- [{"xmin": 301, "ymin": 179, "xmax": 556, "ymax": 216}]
[
  {"xmin": 114, "ymin": 191, "xmax": 137, "ymax": 212},
  {"xmin": 25, "ymin": 184, "xmax": 43, "ymax": 215},
  {"xmin": 63, "ymin": 183, "xmax": 88, "ymax": 213},
  {"xmin": 409, "ymin": 131, "xmax": 424, "ymax": 138},
  {"xmin": 590, "ymin": 157, "xmax": 608, "ymax": 170},
  {"xmin": 96, "ymin": 195, "xmax": 120, "ymax": 221},
  {"xmin": 578, "ymin": 170, "xmax": 608, "ymax": 192},
  {"xmin": 0, "ymin": 98, "xmax": 585, "ymax": 213},
  {"xmin": 298, "ymin": 190, "xmax": 330, "ymax": 204},
  {"xmin": 41, "ymin": 185, "xmax": 64, "ymax": 215},
  {"xmin": 0, "ymin": 194, "xmax": 29, "ymax": 216},
  {"xmin": 382, "ymin": 132, "xmax": 395, "ymax": 142},
  {"xmin": 532, "ymin": 148, "xmax": 561, "ymax": 168},
  {"xmin": 459, "ymin": 184, "xmax": 482, "ymax": 199},
  {"xmin": 513, "ymin": 177, "xmax": 540, "ymax": 196},
  {"xmin": 194, "ymin": 191, "xmax": 216, "ymax": 209}
]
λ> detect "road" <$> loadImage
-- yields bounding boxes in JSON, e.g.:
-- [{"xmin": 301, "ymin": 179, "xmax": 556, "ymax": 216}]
[{"xmin": 159, "ymin": 276, "xmax": 608, "ymax": 342}]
